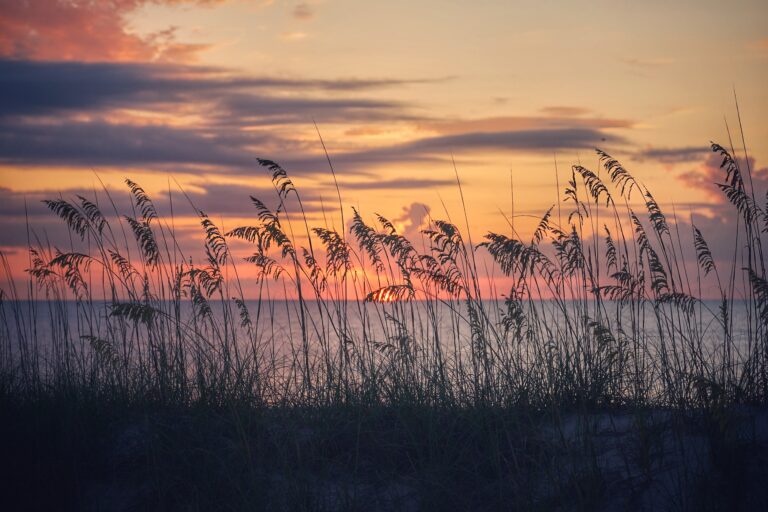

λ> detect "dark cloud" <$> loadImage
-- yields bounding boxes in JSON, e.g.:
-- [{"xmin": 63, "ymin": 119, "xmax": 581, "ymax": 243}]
[
  {"xmin": 403, "ymin": 128, "xmax": 623, "ymax": 152},
  {"xmin": 0, "ymin": 61, "xmax": 627, "ymax": 181},
  {"xmin": 419, "ymin": 115, "xmax": 631, "ymax": 135},
  {"xmin": 0, "ymin": 123, "xmax": 624, "ymax": 179},
  {"xmin": 0, "ymin": 59, "xmax": 434, "ymax": 118},
  {"xmin": 213, "ymin": 93, "xmax": 412, "ymax": 125},
  {"xmin": 0, "ymin": 59, "xmax": 240, "ymax": 116},
  {"xmin": 635, "ymin": 145, "xmax": 709, "ymax": 164},
  {"xmin": 299, "ymin": 129, "xmax": 624, "ymax": 170},
  {"xmin": 0, "ymin": 180, "xmax": 316, "ymax": 223},
  {"xmin": 284, "ymin": 127, "xmax": 625, "ymax": 173},
  {"xmin": 178, "ymin": 181, "xmax": 327, "ymax": 217},
  {"xmin": 341, "ymin": 178, "xmax": 454, "ymax": 190},
  {"xmin": 0, "ymin": 187, "xmax": 34, "ymax": 216},
  {"xmin": 0, "ymin": 181, "xmax": 326, "ymax": 250},
  {"xmin": 0, "ymin": 120, "xmax": 269, "ymax": 169}
]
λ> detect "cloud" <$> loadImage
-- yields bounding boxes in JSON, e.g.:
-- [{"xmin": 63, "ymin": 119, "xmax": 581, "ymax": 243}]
[
  {"xmin": 0, "ymin": 181, "xmax": 326, "ymax": 250},
  {"xmin": 678, "ymin": 152, "xmax": 768, "ymax": 202},
  {"xmin": 341, "ymin": 178, "xmax": 454, "ymax": 190},
  {"xmin": 0, "ymin": 120, "xmax": 626, "ymax": 177},
  {"xmin": 635, "ymin": 145, "xmax": 709, "ymax": 164},
  {"xmin": 621, "ymin": 57, "xmax": 675, "ymax": 67},
  {"xmin": 418, "ymin": 115, "xmax": 631, "ymax": 136},
  {"xmin": 292, "ymin": 3, "xmax": 314, "ymax": 20},
  {"xmin": 397, "ymin": 128, "xmax": 625, "ymax": 154},
  {"xmin": 214, "ymin": 92, "xmax": 412, "ymax": 125},
  {"xmin": 747, "ymin": 38, "xmax": 768, "ymax": 52},
  {"xmin": 0, "ymin": 59, "xmax": 437, "ymax": 119},
  {"xmin": 393, "ymin": 202, "xmax": 431, "ymax": 240},
  {"xmin": 0, "ymin": 0, "xmax": 222, "ymax": 63},
  {"xmin": 674, "ymin": 207, "xmax": 768, "ymax": 297},
  {"xmin": 0, "ymin": 119, "xmax": 270, "ymax": 169},
  {"xmin": 280, "ymin": 31, "xmax": 308, "ymax": 41},
  {"xmin": 256, "ymin": 126, "xmax": 626, "ymax": 178},
  {"xmin": 179, "ymin": 181, "xmax": 327, "ymax": 217},
  {"xmin": 0, "ymin": 59, "xmax": 626, "ymax": 176},
  {"xmin": 539, "ymin": 106, "xmax": 591, "ymax": 117},
  {"xmin": 0, "ymin": 59, "xmax": 437, "ymax": 173}
]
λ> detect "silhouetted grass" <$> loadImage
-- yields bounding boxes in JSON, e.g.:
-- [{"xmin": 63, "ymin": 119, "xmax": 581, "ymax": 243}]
[{"xmin": 1, "ymin": 142, "xmax": 767, "ymax": 511}]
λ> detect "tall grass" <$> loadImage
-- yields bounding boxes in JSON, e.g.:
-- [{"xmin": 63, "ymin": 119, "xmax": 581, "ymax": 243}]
[{"xmin": 1, "ymin": 142, "xmax": 766, "ymax": 412}]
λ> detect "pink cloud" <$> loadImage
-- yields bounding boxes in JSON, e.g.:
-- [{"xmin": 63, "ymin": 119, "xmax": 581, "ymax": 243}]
[
  {"xmin": 0, "ymin": 0, "xmax": 220, "ymax": 62},
  {"xmin": 679, "ymin": 151, "xmax": 768, "ymax": 202},
  {"xmin": 292, "ymin": 2, "xmax": 313, "ymax": 20},
  {"xmin": 748, "ymin": 38, "xmax": 768, "ymax": 52}
]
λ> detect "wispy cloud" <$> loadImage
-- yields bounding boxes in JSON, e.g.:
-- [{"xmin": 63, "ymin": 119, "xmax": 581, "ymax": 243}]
[
  {"xmin": 395, "ymin": 128, "xmax": 625, "ymax": 154},
  {"xmin": 621, "ymin": 57, "xmax": 675, "ymax": 68},
  {"xmin": 747, "ymin": 38, "xmax": 768, "ymax": 52},
  {"xmin": 292, "ymin": 3, "xmax": 314, "ymax": 20},
  {"xmin": 0, "ymin": 117, "xmax": 627, "ymax": 176},
  {"xmin": 341, "ymin": 178, "xmax": 454, "ymax": 190},
  {"xmin": 0, "ymin": 59, "xmax": 628, "ymax": 177},
  {"xmin": 418, "ymin": 115, "xmax": 631, "ymax": 136},
  {"xmin": 0, "ymin": 181, "xmax": 327, "ymax": 250},
  {"xmin": 0, "ymin": 59, "xmax": 442, "ymax": 118},
  {"xmin": 263, "ymin": 126, "xmax": 626, "ymax": 176},
  {"xmin": 214, "ymin": 93, "xmax": 412, "ymax": 125},
  {"xmin": 0, "ymin": 120, "xmax": 272, "ymax": 169},
  {"xmin": 538, "ymin": 106, "xmax": 591, "ymax": 117},
  {"xmin": 280, "ymin": 31, "xmax": 309, "ymax": 41},
  {"xmin": 634, "ymin": 145, "xmax": 709, "ymax": 164}
]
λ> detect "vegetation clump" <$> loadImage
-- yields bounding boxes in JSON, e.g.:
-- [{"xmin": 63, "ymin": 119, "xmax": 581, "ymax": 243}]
[{"xmin": 1, "ymin": 143, "xmax": 767, "ymax": 510}]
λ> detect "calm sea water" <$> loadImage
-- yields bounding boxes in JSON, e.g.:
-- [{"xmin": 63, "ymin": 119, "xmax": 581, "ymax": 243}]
[{"xmin": 1, "ymin": 299, "xmax": 756, "ymax": 361}]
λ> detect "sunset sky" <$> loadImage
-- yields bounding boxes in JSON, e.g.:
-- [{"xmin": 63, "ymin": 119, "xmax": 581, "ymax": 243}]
[{"xmin": 1, "ymin": 0, "xmax": 767, "ymax": 295}]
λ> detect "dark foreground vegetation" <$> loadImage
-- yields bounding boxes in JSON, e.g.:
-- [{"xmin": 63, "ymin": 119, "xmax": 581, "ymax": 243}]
[
  {"xmin": 3, "ymin": 398, "xmax": 768, "ymax": 511},
  {"xmin": 1, "ymin": 142, "xmax": 767, "ymax": 510}
]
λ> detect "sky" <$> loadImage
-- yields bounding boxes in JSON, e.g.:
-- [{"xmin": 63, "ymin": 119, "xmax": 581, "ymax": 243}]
[{"xmin": 0, "ymin": 0, "xmax": 767, "ymax": 297}]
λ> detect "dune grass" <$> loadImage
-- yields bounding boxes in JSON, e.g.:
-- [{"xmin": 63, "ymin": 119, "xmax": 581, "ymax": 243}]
[{"xmin": 1, "ymin": 142, "xmax": 767, "ymax": 510}]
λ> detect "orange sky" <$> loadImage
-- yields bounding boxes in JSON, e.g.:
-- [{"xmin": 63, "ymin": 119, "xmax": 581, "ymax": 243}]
[{"xmin": 0, "ymin": 0, "xmax": 766, "ymax": 297}]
